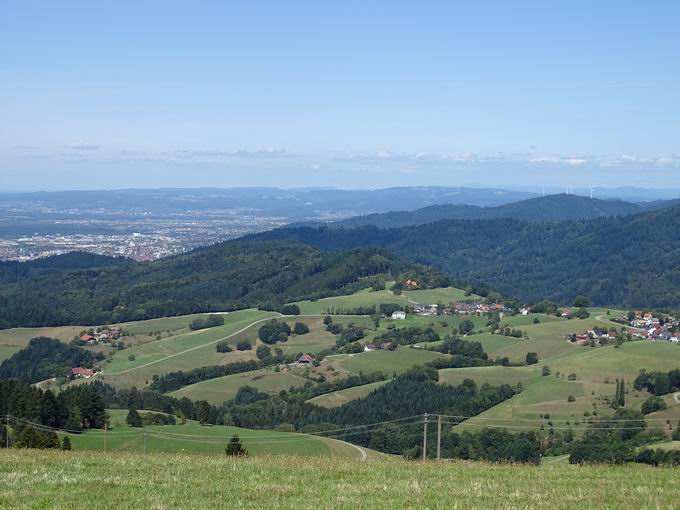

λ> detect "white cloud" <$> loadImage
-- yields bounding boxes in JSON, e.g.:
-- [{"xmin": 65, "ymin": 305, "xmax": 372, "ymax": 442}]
[{"xmin": 64, "ymin": 141, "xmax": 100, "ymax": 150}]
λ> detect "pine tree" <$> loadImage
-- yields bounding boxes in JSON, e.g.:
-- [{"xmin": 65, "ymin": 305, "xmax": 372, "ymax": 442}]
[
  {"xmin": 225, "ymin": 435, "xmax": 247, "ymax": 456},
  {"xmin": 126, "ymin": 407, "xmax": 143, "ymax": 427},
  {"xmin": 62, "ymin": 436, "xmax": 72, "ymax": 451},
  {"xmin": 618, "ymin": 379, "xmax": 626, "ymax": 407},
  {"xmin": 611, "ymin": 379, "xmax": 621, "ymax": 409}
]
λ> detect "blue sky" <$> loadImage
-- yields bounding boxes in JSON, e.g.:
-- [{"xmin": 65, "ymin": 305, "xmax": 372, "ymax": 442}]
[{"xmin": 1, "ymin": 1, "xmax": 679, "ymax": 190}]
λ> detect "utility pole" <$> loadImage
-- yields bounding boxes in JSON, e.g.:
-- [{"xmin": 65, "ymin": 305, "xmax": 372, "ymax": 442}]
[
  {"xmin": 104, "ymin": 423, "xmax": 107, "ymax": 452},
  {"xmin": 422, "ymin": 413, "xmax": 428, "ymax": 461},
  {"xmin": 143, "ymin": 431, "xmax": 147, "ymax": 455},
  {"xmin": 5, "ymin": 415, "xmax": 9, "ymax": 449},
  {"xmin": 437, "ymin": 414, "xmax": 442, "ymax": 461}
]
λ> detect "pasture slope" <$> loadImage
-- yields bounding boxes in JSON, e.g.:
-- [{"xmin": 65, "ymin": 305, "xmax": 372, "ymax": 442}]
[
  {"xmin": 63, "ymin": 410, "xmax": 379, "ymax": 460},
  {"xmin": 1, "ymin": 450, "xmax": 678, "ymax": 509}
]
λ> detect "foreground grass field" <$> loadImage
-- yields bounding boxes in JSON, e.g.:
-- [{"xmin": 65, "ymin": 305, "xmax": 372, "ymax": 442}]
[{"xmin": 1, "ymin": 450, "xmax": 678, "ymax": 509}]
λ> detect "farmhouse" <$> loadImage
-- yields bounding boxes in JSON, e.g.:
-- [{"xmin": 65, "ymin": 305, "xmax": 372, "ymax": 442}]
[
  {"xmin": 391, "ymin": 311, "xmax": 406, "ymax": 320},
  {"xmin": 70, "ymin": 367, "xmax": 94, "ymax": 379},
  {"xmin": 297, "ymin": 354, "xmax": 313, "ymax": 365}
]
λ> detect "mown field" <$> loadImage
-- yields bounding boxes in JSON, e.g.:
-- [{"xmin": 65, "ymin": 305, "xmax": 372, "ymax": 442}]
[
  {"xmin": 60, "ymin": 409, "xmax": 377, "ymax": 460},
  {"xmin": 168, "ymin": 367, "xmax": 310, "ymax": 404},
  {"xmin": 1, "ymin": 450, "xmax": 678, "ymax": 509}
]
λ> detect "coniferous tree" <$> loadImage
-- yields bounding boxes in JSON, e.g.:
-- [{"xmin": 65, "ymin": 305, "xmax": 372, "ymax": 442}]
[
  {"xmin": 61, "ymin": 435, "xmax": 72, "ymax": 450},
  {"xmin": 225, "ymin": 435, "xmax": 247, "ymax": 456},
  {"xmin": 618, "ymin": 379, "xmax": 626, "ymax": 407},
  {"xmin": 126, "ymin": 407, "xmax": 143, "ymax": 427}
]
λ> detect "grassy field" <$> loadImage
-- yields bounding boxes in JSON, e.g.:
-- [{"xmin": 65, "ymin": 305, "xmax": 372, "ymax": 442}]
[
  {"xmin": 307, "ymin": 380, "xmax": 389, "ymax": 408},
  {"xmin": 58, "ymin": 409, "xmax": 381, "ymax": 460},
  {"xmin": 96, "ymin": 309, "xmax": 278, "ymax": 388},
  {"xmin": 327, "ymin": 347, "xmax": 447, "ymax": 377},
  {"xmin": 169, "ymin": 367, "xmax": 310, "ymax": 404},
  {"xmin": 293, "ymin": 288, "xmax": 413, "ymax": 314},
  {"xmin": 402, "ymin": 286, "xmax": 480, "ymax": 304},
  {"xmin": 451, "ymin": 341, "xmax": 680, "ymax": 433},
  {"xmin": 1, "ymin": 450, "xmax": 678, "ymax": 509}
]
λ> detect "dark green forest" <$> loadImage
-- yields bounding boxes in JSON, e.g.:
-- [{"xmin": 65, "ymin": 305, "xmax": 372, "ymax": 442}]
[
  {"xmin": 0, "ymin": 337, "xmax": 103, "ymax": 384},
  {"xmin": 251, "ymin": 204, "xmax": 680, "ymax": 307},
  {"xmin": 0, "ymin": 241, "xmax": 417, "ymax": 328}
]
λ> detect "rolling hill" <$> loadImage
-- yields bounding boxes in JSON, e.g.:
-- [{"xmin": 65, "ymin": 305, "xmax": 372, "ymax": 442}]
[
  {"xmin": 250, "ymin": 203, "xmax": 680, "ymax": 308},
  {"xmin": 0, "ymin": 241, "xmax": 425, "ymax": 328}
]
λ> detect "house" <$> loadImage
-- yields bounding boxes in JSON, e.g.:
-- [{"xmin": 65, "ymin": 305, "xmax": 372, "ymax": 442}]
[
  {"xmin": 561, "ymin": 309, "xmax": 572, "ymax": 317},
  {"xmin": 364, "ymin": 344, "xmax": 377, "ymax": 352},
  {"xmin": 519, "ymin": 307, "xmax": 531, "ymax": 316},
  {"xmin": 80, "ymin": 334, "xmax": 95, "ymax": 343},
  {"xmin": 70, "ymin": 367, "xmax": 94, "ymax": 379},
  {"xmin": 391, "ymin": 311, "xmax": 406, "ymax": 320},
  {"xmin": 405, "ymin": 279, "xmax": 418, "ymax": 290},
  {"xmin": 297, "ymin": 354, "xmax": 313, "ymax": 365}
]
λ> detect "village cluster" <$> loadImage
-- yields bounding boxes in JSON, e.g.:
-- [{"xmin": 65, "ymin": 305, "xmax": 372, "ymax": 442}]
[
  {"xmin": 392, "ymin": 301, "xmax": 511, "ymax": 320},
  {"xmin": 566, "ymin": 311, "xmax": 680, "ymax": 346},
  {"xmin": 613, "ymin": 311, "xmax": 680, "ymax": 342},
  {"xmin": 76, "ymin": 327, "xmax": 125, "ymax": 346}
]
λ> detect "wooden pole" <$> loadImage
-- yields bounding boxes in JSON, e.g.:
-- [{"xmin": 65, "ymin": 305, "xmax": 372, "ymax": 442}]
[
  {"xmin": 437, "ymin": 414, "xmax": 442, "ymax": 461},
  {"xmin": 422, "ymin": 413, "xmax": 428, "ymax": 461}
]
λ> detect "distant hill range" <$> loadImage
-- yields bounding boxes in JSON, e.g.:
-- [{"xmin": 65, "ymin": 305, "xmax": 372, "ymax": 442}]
[
  {"xmin": 249, "ymin": 201, "xmax": 680, "ymax": 308},
  {"xmin": 300, "ymin": 194, "xmax": 680, "ymax": 228}
]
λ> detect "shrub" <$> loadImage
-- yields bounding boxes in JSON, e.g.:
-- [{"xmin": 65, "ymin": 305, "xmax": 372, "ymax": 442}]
[
  {"xmin": 280, "ymin": 304, "xmax": 300, "ymax": 316},
  {"xmin": 215, "ymin": 341, "xmax": 232, "ymax": 353},
  {"xmin": 258, "ymin": 320, "xmax": 291, "ymax": 344},
  {"xmin": 236, "ymin": 340, "xmax": 252, "ymax": 351},
  {"xmin": 293, "ymin": 322, "xmax": 310, "ymax": 335},
  {"xmin": 641, "ymin": 396, "xmax": 667, "ymax": 415}
]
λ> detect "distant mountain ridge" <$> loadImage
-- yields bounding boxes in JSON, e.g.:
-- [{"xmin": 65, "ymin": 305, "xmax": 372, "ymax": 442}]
[{"xmin": 318, "ymin": 194, "xmax": 676, "ymax": 229}]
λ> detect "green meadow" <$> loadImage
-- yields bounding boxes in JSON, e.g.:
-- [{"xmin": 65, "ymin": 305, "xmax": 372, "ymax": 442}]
[
  {"xmin": 169, "ymin": 367, "xmax": 309, "ymax": 404},
  {"xmin": 1, "ymin": 450, "xmax": 678, "ymax": 509}
]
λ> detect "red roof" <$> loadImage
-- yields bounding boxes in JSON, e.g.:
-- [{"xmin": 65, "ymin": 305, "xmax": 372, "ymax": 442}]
[
  {"xmin": 80, "ymin": 335, "xmax": 94, "ymax": 341},
  {"xmin": 298, "ymin": 354, "xmax": 313, "ymax": 363},
  {"xmin": 70, "ymin": 367, "xmax": 94, "ymax": 377}
]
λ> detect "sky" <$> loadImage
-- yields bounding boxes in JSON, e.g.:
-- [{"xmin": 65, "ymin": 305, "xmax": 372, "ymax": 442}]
[{"xmin": 1, "ymin": 1, "xmax": 680, "ymax": 191}]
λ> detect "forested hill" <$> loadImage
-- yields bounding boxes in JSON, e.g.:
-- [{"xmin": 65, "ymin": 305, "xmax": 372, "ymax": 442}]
[
  {"xmin": 330, "ymin": 194, "xmax": 656, "ymax": 229},
  {"xmin": 0, "ymin": 241, "xmax": 416, "ymax": 328},
  {"xmin": 249, "ymin": 205, "xmax": 680, "ymax": 308}
]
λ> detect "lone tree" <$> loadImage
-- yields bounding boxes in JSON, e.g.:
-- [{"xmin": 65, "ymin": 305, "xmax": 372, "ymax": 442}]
[
  {"xmin": 225, "ymin": 435, "xmax": 247, "ymax": 456},
  {"xmin": 525, "ymin": 352, "xmax": 539, "ymax": 365},
  {"xmin": 126, "ymin": 407, "xmax": 143, "ymax": 427},
  {"xmin": 62, "ymin": 436, "xmax": 72, "ymax": 451}
]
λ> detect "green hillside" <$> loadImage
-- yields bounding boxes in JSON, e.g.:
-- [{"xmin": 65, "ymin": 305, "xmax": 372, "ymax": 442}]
[
  {"xmin": 62, "ymin": 409, "xmax": 375, "ymax": 459},
  {"xmin": 252, "ymin": 204, "xmax": 680, "ymax": 307}
]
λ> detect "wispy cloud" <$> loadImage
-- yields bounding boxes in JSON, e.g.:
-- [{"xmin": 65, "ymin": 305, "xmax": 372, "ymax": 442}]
[{"xmin": 64, "ymin": 141, "xmax": 100, "ymax": 150}]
